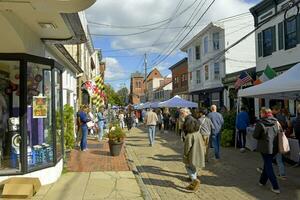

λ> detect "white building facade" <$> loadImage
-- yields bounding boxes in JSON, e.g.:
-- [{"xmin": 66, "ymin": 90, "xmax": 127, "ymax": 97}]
[
  {"xmin": 153, "ymin": 81, "xmax": 173, "ymax": 102},
  {"xmin": 181, "ymin": 14, "xmax": 256, "ymax": 108},
  {"xmin": 250, "ymin": 0, "xmax": 300, "ymax": 115}
]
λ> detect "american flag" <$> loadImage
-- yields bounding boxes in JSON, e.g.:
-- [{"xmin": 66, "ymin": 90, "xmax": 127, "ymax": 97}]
[{"xmin": 234, "ymin": 71, "xmax": 253, "ymax": 90}]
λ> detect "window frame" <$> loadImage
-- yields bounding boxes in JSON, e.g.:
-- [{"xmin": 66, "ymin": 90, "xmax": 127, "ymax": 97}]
[
  {"xmin": 0, "ymin": 53, "xmax": 64, "ymax": 175},
  {"xmin": 212, "ymin": 32, "xmax": 220, "ymax": 50},
  {"xmin": 284, "ymin": 17, "xmax": 298, "ymax": 50}
]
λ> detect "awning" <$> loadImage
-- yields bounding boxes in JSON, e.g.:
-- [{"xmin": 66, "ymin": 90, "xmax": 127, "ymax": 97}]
[
  {"xmin": 159, "ymin": 95, "xmax": 198, "ymax": 108},
  {"xmin": 238, "ymin": 63, "xmax": 300, "ymax": 100}
]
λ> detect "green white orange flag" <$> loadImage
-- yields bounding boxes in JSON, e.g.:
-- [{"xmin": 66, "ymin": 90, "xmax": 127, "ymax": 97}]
[{"xmin": 259, "ymin": 65, "xmax": 277, "ymax": 82}]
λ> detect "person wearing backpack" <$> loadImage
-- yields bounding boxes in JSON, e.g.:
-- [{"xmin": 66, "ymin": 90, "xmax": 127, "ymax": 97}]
[
  {"xmin": 197, "ymin": 108, "xmax": 215, "ymax": 162},
  {"xmin": 253, "ymin": 107, "xmax": 280, "ymax": 194}
]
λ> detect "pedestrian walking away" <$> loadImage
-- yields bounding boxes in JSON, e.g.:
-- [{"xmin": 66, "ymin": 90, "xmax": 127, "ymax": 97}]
[
  {"xmin": 182, "ymin": 116, "xmax": 205, "ymax": 192},
  {"xmin": 253, "ymin": 107, "xmax": 280, "ymax": 194},
  {"xmin": 207, "ymin": 105, "xmax": 224, "ymax": 160},
  {"xmin": 236, "ymin": 107, "xmax": 250, "ymax": 153},
  {"xmin": 197, "ymin": 108, "xmax": 215, "ymax": 162},
  {"xmin": 144, "ymin": 108, "xmax": 158, "ymax": 146}
]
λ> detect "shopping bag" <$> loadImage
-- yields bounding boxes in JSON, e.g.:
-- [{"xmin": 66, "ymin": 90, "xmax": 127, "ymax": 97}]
[{"xmin": 277, "ymin": 122, "xmax": 290, "ymax": 154}]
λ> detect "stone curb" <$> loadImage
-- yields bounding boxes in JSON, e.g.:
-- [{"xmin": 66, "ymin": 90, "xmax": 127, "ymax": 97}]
[{"xmin": 125, "ymin": 143, "xmax": 152, "ymax": 200}]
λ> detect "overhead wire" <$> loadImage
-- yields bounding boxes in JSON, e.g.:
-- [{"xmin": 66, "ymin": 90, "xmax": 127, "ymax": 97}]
[
  {"xmin": 148, "ymin": 0, "xmax": 206, "ymax": 67},
  {"xmin": 150, "ymin": 0, "xmax": 216, "ymax": 68},
  {"xmin": 88, "ymin": 0, "xmax": 201, "ymax": 29}
]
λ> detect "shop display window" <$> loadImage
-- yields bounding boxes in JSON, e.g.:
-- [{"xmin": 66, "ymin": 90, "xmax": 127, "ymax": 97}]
[
  {"xmin": 0, "ymin": 61, "xmax": 21, "ymax": 174},
  {"xmin": 0, "ymin": 54, "xmax": 63, "ymax": 175},
  {"xmin": 27, "ymin": 63, "xmax": 54, "ymax": 169}
]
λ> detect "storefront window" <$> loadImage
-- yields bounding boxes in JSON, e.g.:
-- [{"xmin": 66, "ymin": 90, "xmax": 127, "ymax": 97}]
[
  {"xmin": 27, "ymin": 63, "xmax": 54, "ymax": 169},
  {"xmin": 0, "ymin": 61, "xmax": 21, "ymax": 174},
  {"xmin": 55, "ymin": 69, "xmax": 63, "ymax": 160}
]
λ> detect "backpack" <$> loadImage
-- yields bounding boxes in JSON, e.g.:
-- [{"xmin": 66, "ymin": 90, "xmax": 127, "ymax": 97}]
[{"xmin": 260, "ymin": 123, "xmax": 279, "ymax": 154}]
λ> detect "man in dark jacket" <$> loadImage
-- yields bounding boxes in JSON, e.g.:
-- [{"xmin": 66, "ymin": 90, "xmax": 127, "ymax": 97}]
[
  {"xmin": 253, "ymin": 107, "xmax": 280, "ymax": 194},
  {"xmin": 180, "ymin": 108, "xmax": 196, "ymax": 141}
]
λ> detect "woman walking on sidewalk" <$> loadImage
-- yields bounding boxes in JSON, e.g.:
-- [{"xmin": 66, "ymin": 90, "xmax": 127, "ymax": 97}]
[
  {"xmin": 253, "ymin": 107, "xmax": 280, "ymax": 194},
  {"xmin": 182, "ymin": 115, "xmax": 205, "ymax": 192}
]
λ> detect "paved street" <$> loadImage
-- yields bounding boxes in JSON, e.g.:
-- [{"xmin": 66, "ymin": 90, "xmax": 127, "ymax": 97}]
[{"xmin": 126, "ymin": 127, "xmax": 300, "ymax": 200}]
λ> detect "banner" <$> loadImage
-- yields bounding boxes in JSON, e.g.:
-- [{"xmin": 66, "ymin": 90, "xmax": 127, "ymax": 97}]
[{"xmin": 33, "ymin": 96, "xmax": 47, "ymax": 118}]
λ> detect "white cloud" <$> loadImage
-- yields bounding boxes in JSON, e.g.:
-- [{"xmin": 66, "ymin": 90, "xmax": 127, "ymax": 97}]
[
  {"xmin": 103, "ymin": 57, "xmax": 126, "ymax": 81},
  {"xmin": 86, "ymin": 0, "xmax": 256, "ymax": 55}
]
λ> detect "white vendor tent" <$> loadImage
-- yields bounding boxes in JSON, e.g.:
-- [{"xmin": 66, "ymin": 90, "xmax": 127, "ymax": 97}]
[
  {"xmin": 238, "ymin": 63, "xmax": 300, "ymax": 100},
  {"xmin": 159, "ymin": 95, "xmax": 198, "ymax": 108}
]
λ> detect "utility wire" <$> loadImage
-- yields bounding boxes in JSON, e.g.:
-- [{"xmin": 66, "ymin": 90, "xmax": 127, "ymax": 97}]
[
  {"xmin": 188, "ymin": 0, "xmax": 298, "ymax": 74},
  {"xmin": 151, "ymin": 0, "xmax": 186, "ymax": 48},
  {"xmin": 88, "ymin": 0, "xmax": 200, "ymax": 29},
  {"xmin": 149, "ymin": 0, "xmax": 206, "ymax": 67},
  {"xmin": 150, "ymin": 0, "xmax": 216, "ymax": 68}
]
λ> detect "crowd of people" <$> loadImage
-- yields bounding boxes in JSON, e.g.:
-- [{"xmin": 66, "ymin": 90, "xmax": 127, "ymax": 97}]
[{"xmin": 74, "ymin": 103, "xmax": 300, "ymax": 194}]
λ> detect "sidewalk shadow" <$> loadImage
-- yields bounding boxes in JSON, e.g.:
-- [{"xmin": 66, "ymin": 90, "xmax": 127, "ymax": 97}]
[
  {"xmin": 136, "ymin": 165, "xmax": 187, "ymax": 182},
  {"xmin": 89, "ymin": 150, "xmax": 110, "ymax": 156},
  {"xmin": 149, "ymin": 154, "xmax": 182, "ymax": 162},
  {"xmin": 141, "ymin": 178, "xmax": 191, "ymax": 193}
]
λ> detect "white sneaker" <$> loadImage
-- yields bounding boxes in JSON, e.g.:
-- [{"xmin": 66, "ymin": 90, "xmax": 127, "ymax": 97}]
[
  {"xmin": 271, "ymin": 188, "xmax": 280, "ymax": 194},
  {"xmin": 240, "ymin": 148, "xmax": 246, "ymax": 153}
]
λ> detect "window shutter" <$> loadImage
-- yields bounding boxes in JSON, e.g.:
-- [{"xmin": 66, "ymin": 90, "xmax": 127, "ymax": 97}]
[
  {"xmin": 297, "ymin": 14, "xmax": 300, "ymax": 44},
  {"xmin": 271, "ymin": 26, "xmax": 276, "ymax": 52},
  {"xmin": 258, "ymin": 32, "xmax": 262, "ymax": 57},
  {"xmin": 278, "ymin": 22, "xmax": 284, "ymax": 50}
]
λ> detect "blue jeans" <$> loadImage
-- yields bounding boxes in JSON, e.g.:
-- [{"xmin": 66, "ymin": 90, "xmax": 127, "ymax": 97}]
[
  {"xmin": 185, "ymin": 165, "xmax": 197, "ymax": 181},
  {"xmin": 212, "ymin": 132, "xmax": 221, "ymax": 159},
  {"xmin": 148, "ymin": 125, "xmax": 156, "ymax": 145},
  {"xmin": 238, "ymin": 129, "xmax": 247, "ymax": 148},
  {"xmin": 98, "ymin": 122, "xmax": 104, "ymax": 141},
  {"xmin": 276, "ymin": 153, "xmax": 286, "ymax": 176},
  {"xmin": 81, "ymin": 126, "xmax": 88, "ymax": 151},
  {"xmin": 259, "ymin": 153, "xmax": 279, "ymax": 190}
]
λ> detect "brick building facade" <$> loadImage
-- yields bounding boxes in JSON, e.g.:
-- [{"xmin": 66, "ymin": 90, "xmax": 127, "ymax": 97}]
[
  {"xmin": 130, "ymin": 72, "xmax": 145, "ymax": 104},
  {"xmin": 169, "ymin": 58, "xmax": 189, "ymax": 99}
]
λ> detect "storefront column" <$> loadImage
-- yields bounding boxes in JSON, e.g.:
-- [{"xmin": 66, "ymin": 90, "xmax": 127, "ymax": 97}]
[{"xmin": 255, "ymin": 98, "xmax": 259, "ymax": 118}]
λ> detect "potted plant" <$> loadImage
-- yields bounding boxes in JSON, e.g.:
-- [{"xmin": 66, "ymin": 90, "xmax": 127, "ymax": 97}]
[{"xmin": 107, "ymin": 123, "xmax": 126, "ymax": 156}]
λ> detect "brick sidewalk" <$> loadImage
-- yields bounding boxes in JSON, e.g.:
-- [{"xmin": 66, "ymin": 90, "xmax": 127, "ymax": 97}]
[
  {"xmin": 67, "ymin": 138, "xmax": 130, "ymax": 172},
  {"xmin": 126, "ymin": 127, "xmax": 300, "ymax": 200}
]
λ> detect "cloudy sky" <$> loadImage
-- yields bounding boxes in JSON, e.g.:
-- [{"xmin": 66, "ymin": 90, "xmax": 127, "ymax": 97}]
[{"xmin": 86, "ymin": 0, "xmax": 260, "ymax": 90}]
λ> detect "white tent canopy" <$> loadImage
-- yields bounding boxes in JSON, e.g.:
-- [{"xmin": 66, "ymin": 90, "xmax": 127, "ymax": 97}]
[
  {"xmin": 238, "ymin": 63, "xmax": 300, "ymax": 100},
  {"xmin": 159, "ymin": 95, "xmax": 198, "ymax": 108}
]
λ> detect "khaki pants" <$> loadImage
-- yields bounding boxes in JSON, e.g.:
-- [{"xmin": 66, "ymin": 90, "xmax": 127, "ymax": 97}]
[{"xmin": 202, "ymin": 135, "xmax": 210, "ymax": 162}]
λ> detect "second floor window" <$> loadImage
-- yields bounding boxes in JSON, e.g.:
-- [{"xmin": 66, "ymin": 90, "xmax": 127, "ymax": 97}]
[
  {"xmin": 205, "ymin": 65, "xmax": 209, "ymax": 80},
  {"xmin": 262, "ymin": 26, "xmax": 276, "ymax": 57},
  {"xmin": 196, "ymin": 70, "xmax": 201, "ymax": 84},
  {"xmin": 214, "ymin": 62, "xmax": 220, "ymax": 80},
  {"xmin": 195, "ymin": 45, "xmax": 200, "ymax": 60},
  {"xmin": 285, "ymin": 17, "xmax": 297, "ymax": 49},
  {"xmin": 213, "ymin": 32, "xmax": 220, "ymax": 50},
  {"xmin": 204, "ymin": 36, "xmax": 208, "ymax": 54}
]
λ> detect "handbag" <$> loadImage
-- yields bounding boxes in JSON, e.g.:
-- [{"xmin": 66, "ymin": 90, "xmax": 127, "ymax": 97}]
[
  {"xmin": 277, "ymin": 122, "xmax": 290, "ymax": 154},
  {"xmin": 87, "ymin": 121, "xmax": 94, "ymax": 129}
]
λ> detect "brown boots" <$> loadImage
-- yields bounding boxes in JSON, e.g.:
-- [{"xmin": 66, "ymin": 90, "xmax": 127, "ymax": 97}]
[{"xmin": 186, "ymin": 179, "xmax": 200, "ymax": 191}]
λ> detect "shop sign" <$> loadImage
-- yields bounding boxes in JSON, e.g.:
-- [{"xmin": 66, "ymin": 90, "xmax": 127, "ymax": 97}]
[{"xmin": 33, "ymin": 96, "xmax": 47, "ymax": 118}]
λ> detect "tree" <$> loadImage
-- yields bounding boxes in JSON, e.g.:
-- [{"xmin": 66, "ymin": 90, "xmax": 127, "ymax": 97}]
[
  {"xmin": 117, "ymin": 87, "xmax": 129, "ymax": 105},
  {"xmin": 104, "ymin": 84, "xmax": 123, "ymax": 106}
]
